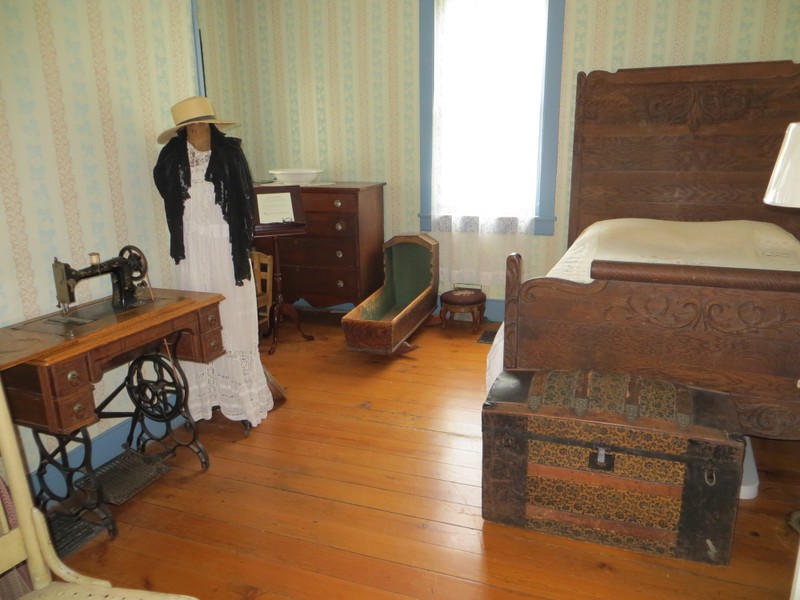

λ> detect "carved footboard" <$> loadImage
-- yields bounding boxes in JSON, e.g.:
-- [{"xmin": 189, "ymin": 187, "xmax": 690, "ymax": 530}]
[{"xmin": 503, "ymin": 253, "xmax": 800, "ymax": 439}]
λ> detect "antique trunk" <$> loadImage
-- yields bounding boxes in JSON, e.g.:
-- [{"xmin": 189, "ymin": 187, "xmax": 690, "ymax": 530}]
[{"xmin": 482, "ymin": 369, "xmax": 745, "ymax": 565}]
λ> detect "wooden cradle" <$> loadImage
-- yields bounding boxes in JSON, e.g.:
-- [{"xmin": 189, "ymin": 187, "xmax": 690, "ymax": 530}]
[
  {"xmin": 342, "ymin": 233, "xmax": 439, "ymax": 355},
  {"xmin": 503, "ymin": 60, "xmax": 800, "ymax": 440}
]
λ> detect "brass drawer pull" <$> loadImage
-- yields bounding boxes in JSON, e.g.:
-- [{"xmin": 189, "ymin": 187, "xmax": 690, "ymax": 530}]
[
  {"xmin": 73, "ymin": 403, "xmax": 85, "ymax": 417},
  {"xmin": 333, "ymin": 199, "xmax": 342, "ymax": 208},
  {"xmin": 336, "ymin": 280, "xmax": 344, "ymax": 288},
  {"xmin": 67, "ymin": 370, "xmax": 79, "ymax": 383},
  {"xmin": 335, "ymin": 221, "xmax": 344, "ymax": 231},
  {"xmin": 207, "ymin": 313, "xmax": 217, "ymax": 326},
  {"xmin": 335, "ymin": 250, "xmax": 344, "ymax": 259},
  {"xmin": 210, "ymin": 339, "xmax": 219, "ymax": 350}
]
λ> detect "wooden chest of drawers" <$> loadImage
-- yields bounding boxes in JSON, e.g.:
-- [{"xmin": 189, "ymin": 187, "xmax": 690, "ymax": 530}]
[{"xmin": 277, "ymin": 182, "xmax": 385, "ymax": 307}]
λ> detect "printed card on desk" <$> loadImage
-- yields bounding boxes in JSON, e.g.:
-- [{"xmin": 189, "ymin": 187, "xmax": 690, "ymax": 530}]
[{"xmin": 257, "ymin": 191, "xmax": 295, "ymax": 224}]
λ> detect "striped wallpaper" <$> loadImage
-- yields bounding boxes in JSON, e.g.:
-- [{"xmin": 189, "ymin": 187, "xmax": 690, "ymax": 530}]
[
  {"xmin": 196, "ymin": 0, "xmax": 421, "ymax": 243},
  {"xmin": 1, "ymin": 0, "xmax": 196, "ymax": 328},
  {"xmin": 197, "ymin": 0, "xmax": 800, "ymax": 294},
  {"xmin": 0, "ymin": 0, "xmax": 197, "ymax": 452},
  {"xmin": 3, "ymin": 0, "xmax": 800, "ymax": 325},
  {"xmin": 1, "ymin": 0, "xmax": 800, "ymax": 457}
]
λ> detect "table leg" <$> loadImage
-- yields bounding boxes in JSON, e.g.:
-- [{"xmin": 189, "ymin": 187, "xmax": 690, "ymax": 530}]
[
  {"xmin": 29, "ymin": 350, "xmax": 211, "ymax": 548},
  {"xmin": 269, "ymin": 300, "xmax": 315, "ymax": 355},
  {"xmin": 267, "ymin": 239, "xmax": 315, "ymax": 355},
  {"xmin": 32, "ymin": 428, "xmax": 117, "ymax": 537}
]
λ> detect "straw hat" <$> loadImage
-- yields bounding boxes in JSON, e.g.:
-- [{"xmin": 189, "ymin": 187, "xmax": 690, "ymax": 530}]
[{"xmin": 157, "ymin": 96, "xmax": 238, "ymax": 144}]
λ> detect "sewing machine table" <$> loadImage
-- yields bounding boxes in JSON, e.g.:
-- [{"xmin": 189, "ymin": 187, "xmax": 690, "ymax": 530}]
[{"xmin": 0, "ymin": 288, "xmax": 224, "ymax": 540}]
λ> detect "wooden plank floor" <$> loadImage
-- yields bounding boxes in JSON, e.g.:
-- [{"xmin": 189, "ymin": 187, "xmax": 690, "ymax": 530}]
[{"xmin": 65, "ymin": 311, "xmax": 800, "ymax": 599}]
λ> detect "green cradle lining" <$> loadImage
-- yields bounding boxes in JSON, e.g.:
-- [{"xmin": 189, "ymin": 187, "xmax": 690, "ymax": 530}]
[{"xmin": 358, "ymin": 243, "xmax": 432, "ymax": 321}]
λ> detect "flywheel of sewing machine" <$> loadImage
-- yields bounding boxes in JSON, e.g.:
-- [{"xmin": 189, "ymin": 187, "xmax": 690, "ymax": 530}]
[
  {"xmin": 119, "ymin": 245, "xmax": 148, "ymax": 282},
  {"xmin": 125, "ymin": 353, "xmax": 185, "ymax": 422}
]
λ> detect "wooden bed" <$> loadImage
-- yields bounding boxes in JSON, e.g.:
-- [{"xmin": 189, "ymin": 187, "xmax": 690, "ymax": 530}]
[{"xmin": 502, "ymin": 60, "xmax": 800, "ymax": 440}]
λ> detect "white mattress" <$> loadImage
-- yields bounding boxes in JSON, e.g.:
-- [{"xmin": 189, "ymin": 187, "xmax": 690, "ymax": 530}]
[
  {"xmin": 486, "ymin": 322, "xmax": 505, "ymax": 395},
  {"xmin": 550, "ymin": 218, "xmax": 800, "ymax": 283}
]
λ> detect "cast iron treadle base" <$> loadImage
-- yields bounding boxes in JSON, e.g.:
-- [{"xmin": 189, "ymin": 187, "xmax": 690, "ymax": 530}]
[
  {"xmin": 75, "ymin": 449, "xmax": 172, "ymax": 505},
  {"xmin": 48, "ymin": 512, "xmax": 106, "ymax": 557}
]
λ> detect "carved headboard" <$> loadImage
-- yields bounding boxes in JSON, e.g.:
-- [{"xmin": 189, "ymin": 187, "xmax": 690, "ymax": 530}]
[{"xmin": 568, "ymin": 60, "xmax": 800, "ymax": 245}]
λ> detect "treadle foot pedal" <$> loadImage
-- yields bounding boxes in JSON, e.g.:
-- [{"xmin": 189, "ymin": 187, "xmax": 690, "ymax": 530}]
[
  {"xmin": 75, "ymin": 449, "xmax": 172, "ymax": 505},
  {"xmin": 48, "ymin": 512, "xmax": 106, "ymax": 557}
]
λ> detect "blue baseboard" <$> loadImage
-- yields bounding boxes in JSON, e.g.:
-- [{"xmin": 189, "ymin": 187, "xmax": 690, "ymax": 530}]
[{"xmin": 484, "ymin": 299, "xmax": 504, "ymax": 323}]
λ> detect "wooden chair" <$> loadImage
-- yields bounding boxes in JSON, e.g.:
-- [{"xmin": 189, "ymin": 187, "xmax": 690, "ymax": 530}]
[
  {"xmin": 251, "ymin": 250, "xmax": 274, "ymax": 336},
  {"xmin": 0, "ymin": 375, "xmax": 198, "ymax": 600}
]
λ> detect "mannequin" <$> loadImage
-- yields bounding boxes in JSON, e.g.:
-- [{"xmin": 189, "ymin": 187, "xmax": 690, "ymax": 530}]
[{"xmin": 153, "ymin": 96, "xmax": 283, "ymax": 432}]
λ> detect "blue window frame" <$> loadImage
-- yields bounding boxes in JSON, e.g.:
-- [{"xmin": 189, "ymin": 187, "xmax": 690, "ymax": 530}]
[{"xmin": 419, "ymin": 0, "xmax": 564, "ymax": 236}]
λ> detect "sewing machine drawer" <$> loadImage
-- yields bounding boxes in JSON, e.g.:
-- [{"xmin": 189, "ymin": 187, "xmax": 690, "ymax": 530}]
[
  {"xmin": 196, "ymin": 304, "xmax": 222, "ymax": 333},
  {"xmin": 176, "ymin": 328, "xmax": 224, "ymax": 363},
  {"xmin": 2, "ymin": 360, "xmax": 97, "ymax": 433},
  {"xmin": 199, "ymin": 329, "xmax": 224, "ymax": 361},
  {"xmin": 6, "ymin": 387, "xmax": 97, "ymax": 434},
  {"xmin": 2, "ymin": 359, "xmax": 90, "ymax": 398},
  {"xmin": 49, "ymin": 357, "xmax": 92, "ymax": 396}
]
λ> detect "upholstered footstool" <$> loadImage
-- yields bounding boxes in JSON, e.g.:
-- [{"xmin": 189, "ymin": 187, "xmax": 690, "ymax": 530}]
[{"xmin": 440, "ymin": 287, "xmax": 486, "ymax": 332}]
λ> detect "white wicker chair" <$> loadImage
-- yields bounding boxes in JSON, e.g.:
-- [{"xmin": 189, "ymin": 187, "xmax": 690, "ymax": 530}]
[{"xmin": 0, "ymin": 375, "xmax": 198, "ymax": 600}]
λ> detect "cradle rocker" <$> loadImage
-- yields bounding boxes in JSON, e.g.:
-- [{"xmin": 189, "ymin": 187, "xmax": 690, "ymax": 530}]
[{"xmin": 342, "ymin": 233, "xmax": 439, "ymax": 355}]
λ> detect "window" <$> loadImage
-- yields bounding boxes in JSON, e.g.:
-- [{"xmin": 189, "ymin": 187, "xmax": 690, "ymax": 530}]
[
  {"xmin": 419, "ymin": 0, "xmax": 563, "ymax": 291},
  {"xmin": 420, "ymin": 0, "xmax": 563, "ymax": 236}
]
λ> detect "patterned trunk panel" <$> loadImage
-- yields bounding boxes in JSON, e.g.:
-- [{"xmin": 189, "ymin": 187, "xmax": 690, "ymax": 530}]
[{"xmin": 482, "ymin": 370, "xmax": 744, "ymax": 565}]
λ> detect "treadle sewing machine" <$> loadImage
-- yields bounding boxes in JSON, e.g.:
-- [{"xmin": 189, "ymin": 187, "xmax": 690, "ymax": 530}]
[
  {"xmin": 0, "ymin": 246, "xmax": 225, "ymax": 548},
  {"xmin": 51, "ymin": 245, "xmax": 147, "ymax": 314}
]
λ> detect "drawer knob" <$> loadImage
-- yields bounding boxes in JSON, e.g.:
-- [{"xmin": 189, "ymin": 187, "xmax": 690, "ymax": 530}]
[
  {"xmin": 207, "ymin": 313, "xmax": 217, "ymax": 325},
  {"xmin": 67, "ymin": 370, "xmax": 79, "ymax": 383},
  {"xmin": 336, "ymin": 280, "xmax": 344, "ymax": 288},
  {"xmin": 210, "ymin": 339, "xmax": 219, "ymax": 350},
  {"xmin": 73, "ymin": 403, "xmax": 85, "ymax": 417},
  {"xmin": 335, "ymin": 250, "xmax": 344, "ymax": 259},
  {"xmin": 335, "ymin": 221, "xmax": 344, "ymax": 231},
  {"xmin": 333, "ymin": 199, "xmax": 342, "ymax": 208}
]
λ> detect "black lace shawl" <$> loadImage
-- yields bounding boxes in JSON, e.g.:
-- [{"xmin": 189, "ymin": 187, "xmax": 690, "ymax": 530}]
[{"xmin": 153, "ymin": 126, "xmax": 256, "ymax": 285}]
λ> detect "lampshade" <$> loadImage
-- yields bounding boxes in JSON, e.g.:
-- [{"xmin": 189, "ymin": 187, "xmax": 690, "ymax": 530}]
[{"xmin": 764, "ymin": 122, "xmax": 800, "ymax": 207}]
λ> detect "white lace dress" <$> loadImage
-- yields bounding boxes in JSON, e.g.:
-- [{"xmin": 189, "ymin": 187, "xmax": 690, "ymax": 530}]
[{"xmin": 174, "ymin": 140, "xmax": 273, "ymax": 426}]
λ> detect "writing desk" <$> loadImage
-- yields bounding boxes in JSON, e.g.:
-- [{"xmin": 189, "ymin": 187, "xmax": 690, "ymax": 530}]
[
  {"xmin": 253, "ymin": 184, "xmax": 315, "ymax": 354},
  {"xmin": 0, "ymin": 288, "xmax": 224, "ymax": 538}
]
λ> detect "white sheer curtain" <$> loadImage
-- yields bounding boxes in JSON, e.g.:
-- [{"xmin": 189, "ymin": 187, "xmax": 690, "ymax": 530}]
[{"xmin": 431, "ymin": 0, "xmax": 548, "ymax": 291}]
